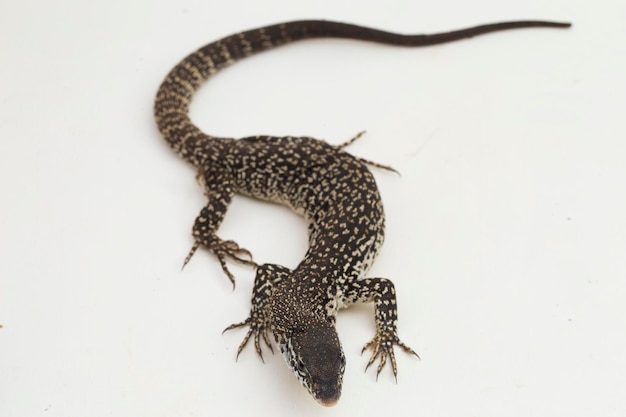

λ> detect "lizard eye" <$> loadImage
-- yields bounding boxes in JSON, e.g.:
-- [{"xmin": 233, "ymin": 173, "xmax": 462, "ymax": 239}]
[{"xmin": 295, "ymin": 358, "xmax": 306, "ymax": 375}]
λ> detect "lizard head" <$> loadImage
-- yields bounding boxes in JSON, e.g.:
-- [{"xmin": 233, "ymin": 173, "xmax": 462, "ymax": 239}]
[{"xmin": 275, "ymin": 316, "xmax": 346, "ymax": 406}]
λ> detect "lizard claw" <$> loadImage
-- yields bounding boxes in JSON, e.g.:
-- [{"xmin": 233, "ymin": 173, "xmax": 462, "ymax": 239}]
[
  {"xmin": 361, "ymin": 332, "xmax": 419, "ymax": 381},
  {"xmin": 182, "ymin": 236, "xmax": 257, "ymax": 288},
  {"xmin": 224, "ymin": 313, "xmax": 273, "ymax": 362}
]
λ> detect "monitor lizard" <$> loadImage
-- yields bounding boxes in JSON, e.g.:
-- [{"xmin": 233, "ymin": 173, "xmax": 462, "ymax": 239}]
[{"xmin": 154, "ymin": 19, "xmax": 570, "ymax": 406}]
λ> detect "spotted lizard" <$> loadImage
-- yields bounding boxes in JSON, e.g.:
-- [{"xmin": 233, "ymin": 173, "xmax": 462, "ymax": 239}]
[{"xmin": 154, "ymin": 20, "xmax": 570, "ymax": 406}]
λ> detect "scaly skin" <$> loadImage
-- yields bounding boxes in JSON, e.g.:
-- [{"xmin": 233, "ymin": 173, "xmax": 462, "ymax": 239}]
[{"xmin": 154, "ymin": 20, "xmax": 570, "ymax": 406}]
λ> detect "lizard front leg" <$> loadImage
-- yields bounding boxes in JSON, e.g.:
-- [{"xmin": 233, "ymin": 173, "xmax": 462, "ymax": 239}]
[
  {"xmin": 342, "ymin": 277, "xmax": 418, "ymax": 379},
  {"xmin": 223, "ymin": 263, "xmax": 290, "ymax": 362},
  {"xmin": 183, "ymin": 164, "xmax": 256, "ymax": 287}
]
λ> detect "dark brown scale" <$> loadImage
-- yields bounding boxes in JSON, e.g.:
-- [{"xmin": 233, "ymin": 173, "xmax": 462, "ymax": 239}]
[{"xmin": 154, "ymin": 19, "xmax": 570, "ymax": 406}]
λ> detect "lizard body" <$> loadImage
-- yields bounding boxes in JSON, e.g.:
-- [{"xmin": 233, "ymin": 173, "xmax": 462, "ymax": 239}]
[{"xmin": 154, "ymin": 20, "xmax": 570, "ymax": 406}]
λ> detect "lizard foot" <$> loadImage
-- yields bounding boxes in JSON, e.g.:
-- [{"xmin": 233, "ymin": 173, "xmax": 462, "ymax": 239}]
[
  {"xmin": 361, "ymin": 331, "xmax": 419, "ymax": 381},
  {"xmin": 223, "ymin": 311, "xmax": 273, "ymax": 363},
  {"xmin": 183, "ymin": 236, "xmax": 257, "ymax": 288},
  {"xmin": 336, "ymin": 131, "xmax": 399, "ymax": 174}
]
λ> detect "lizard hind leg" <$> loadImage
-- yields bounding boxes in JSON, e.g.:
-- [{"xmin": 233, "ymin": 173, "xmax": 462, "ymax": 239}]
[
  {"xmin": 336, "ymin": 131, "xmax": 399, "ymax": 174},
  {"xmin": 223, "ymin": 263, "xmax": 291, "ymax": 362},
  {"xmin": 182, "ymin": 230, "xmax": 256, "ymax": 287},
  {"xmin": 182, "ymin": 166, "xmax": 257, "ymax": 288}
]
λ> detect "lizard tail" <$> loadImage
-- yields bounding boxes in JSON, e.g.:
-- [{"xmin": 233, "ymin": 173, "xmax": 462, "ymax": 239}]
[{"xmin": 154, "ymin": 20, "xmax": 571, "ymax": 166}]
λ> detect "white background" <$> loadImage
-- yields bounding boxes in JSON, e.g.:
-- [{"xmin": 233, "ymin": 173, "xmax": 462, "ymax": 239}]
[{"xmin": 1, "ymin": 0, "xmax": 624, "ymax": 416}]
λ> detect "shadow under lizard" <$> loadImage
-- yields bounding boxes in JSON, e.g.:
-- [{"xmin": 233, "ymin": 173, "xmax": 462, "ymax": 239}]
[{"xmin": 154, "ymin": 19, "xmax": 570, "ymax": 406}]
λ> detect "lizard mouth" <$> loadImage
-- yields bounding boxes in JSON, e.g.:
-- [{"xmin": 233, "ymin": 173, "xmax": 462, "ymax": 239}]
[
  {"xmin": 317, "ymin": 397, "xmax": 339, "ymax": 407},
  {"xmin": 314, "ymin": 381, "xmax": 341, "ymax": 407}
]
